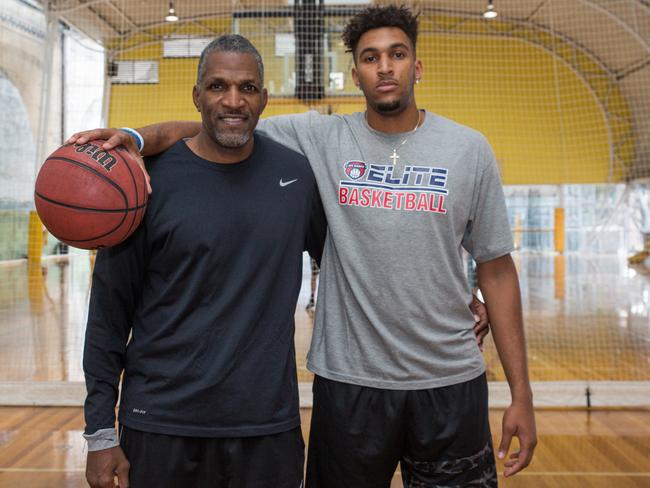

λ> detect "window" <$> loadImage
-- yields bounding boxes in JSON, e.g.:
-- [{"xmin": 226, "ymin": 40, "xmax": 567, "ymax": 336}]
[
  {"xmin": 163, "ymin": 36, "xmax": 212, "ymax": 58},
  {"xmin": 110, "ymin": 60, "xmax": 158, "ymax": 84}
]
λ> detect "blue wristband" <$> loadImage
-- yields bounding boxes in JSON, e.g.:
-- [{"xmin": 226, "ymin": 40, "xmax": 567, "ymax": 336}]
[{"xmin": 119, "ymin": 127, "xmax": 144, "ymax": 152}]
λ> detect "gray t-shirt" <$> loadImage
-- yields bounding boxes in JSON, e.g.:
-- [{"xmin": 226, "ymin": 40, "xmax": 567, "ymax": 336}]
[{"xmin": 258, "ymin": 110, "xmax": 514, "ymax": 389}]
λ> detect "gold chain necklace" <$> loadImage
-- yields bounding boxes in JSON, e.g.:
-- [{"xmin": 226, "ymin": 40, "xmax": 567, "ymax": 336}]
[{"xmin": 364, "ymin": 110, "xmax": 422, "ymax": 167}]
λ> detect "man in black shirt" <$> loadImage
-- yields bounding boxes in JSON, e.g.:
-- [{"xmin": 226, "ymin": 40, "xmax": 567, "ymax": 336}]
[{"xmin": 82, "ymin": 35, "xmax": 325, "ymax": 488}]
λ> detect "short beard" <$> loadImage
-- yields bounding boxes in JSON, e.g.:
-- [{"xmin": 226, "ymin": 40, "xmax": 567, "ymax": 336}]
[
  {"xmin": 375, "ymin": 99, "xmax": 402, "ymax": 113},
  {"xmin": 213, "ymin": 131, "xmax": 251, "ymax": 148}
]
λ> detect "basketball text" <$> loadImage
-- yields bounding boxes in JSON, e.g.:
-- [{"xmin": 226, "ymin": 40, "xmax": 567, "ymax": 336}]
[{"xmin": 73, "ymin": 143, "xmax": 118, "ymax": 172}]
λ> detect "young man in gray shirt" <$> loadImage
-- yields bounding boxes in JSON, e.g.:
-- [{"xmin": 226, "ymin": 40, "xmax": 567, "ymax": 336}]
[{"xmin": 70, "ymin": 5, "xmax": 536, "ymax": 487}]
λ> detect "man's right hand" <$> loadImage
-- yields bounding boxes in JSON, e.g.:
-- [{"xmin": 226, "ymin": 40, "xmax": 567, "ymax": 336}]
[
  {"xmin": 66, "ymin": 128, "xmax": 151, "ymax": 194},
  {"xmin": 86, "ymin": 446, "xmax": 130, "ymax": 488}
]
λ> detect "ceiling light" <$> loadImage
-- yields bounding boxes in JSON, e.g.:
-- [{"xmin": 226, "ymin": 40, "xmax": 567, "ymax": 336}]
[
  {"xmin": 165, "ymin": 1, "xmax": 179, "ymax": 22},
  {"xmin": 483, "ymin": 0, "xmax": 498, "ymax": 19}
]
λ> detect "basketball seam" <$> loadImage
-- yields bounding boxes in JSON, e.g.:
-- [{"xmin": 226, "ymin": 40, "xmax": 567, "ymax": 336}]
[
  {"xmin": 35, "ymin": 192, "xmax": 129, "ymax": 242},
  {"xmin": 35, "ymin": 192, "xmax": 147, "ymax": 213},
  {"xmin": 43, "ymin": 156, "xmax": 129, "ymax": 209}
]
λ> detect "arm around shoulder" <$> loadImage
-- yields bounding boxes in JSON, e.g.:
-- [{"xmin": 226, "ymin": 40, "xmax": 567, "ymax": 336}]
[{"xmin": 137, "ymin": 121, "xmax": 201, "ymax": 156}]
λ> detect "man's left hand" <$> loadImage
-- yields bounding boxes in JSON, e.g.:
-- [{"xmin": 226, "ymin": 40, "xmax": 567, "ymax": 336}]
[
  {"xmin": 498, "ymin": 399, "xmax": 537, "ymax": 477},
  {"xmin": 470, "ymin": 295, "xmax": 490, "ymax": 350}
]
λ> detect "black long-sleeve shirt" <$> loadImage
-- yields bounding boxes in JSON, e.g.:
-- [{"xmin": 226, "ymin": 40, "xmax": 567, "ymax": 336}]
[{"xmin": 83, "ymin": 134, "xmax": 326, "ymax": 438}]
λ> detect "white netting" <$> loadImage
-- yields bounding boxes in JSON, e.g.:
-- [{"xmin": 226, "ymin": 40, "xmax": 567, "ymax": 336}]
[{"xmin": 0, "ymin": 0, "xmax": 649, "ymax": 401}]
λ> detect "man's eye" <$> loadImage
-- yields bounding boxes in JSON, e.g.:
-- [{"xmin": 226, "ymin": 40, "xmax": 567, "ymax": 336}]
[
  {"xmin": 364, "ymin": 55, "xmax": 376, "ymax": 63},
  {"xmin": 242, "ymin": 84, "xmax": 258, "ymax": 92},
  {"xmin": 209, "ymin": 83, "xmax": 224, "ymax": 90},
  {"xmin": 394, "ymin": 51, "xmax": 405, "ymax": 59}
]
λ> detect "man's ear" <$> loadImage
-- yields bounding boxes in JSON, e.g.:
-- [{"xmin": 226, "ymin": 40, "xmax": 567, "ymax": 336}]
[
  {"xmin": 415, "ymin": 59, "xmax": 423, "ymax": 84},
  {"xmin": 351, "ymin": 66, "xmax": 360, "ymax": 88},
  {"xmin": 192, "ymin": 85, "xmax": 201, "ymax": 112},
  {"xmin": 261, "ymin": 87, "xmax": 269, "ymax": 113}
]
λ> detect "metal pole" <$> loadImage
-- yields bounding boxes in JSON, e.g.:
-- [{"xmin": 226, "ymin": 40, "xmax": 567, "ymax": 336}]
[
  {"xmin": 35, "ymin": 6, "xmax": 59, "ymax": 175},
  {"xmin": 30, "ymin": 4, "xmax": 59, "ymax": 263}
]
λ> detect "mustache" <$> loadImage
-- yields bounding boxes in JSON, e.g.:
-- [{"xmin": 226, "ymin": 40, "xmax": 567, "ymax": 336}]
[{"xmin": 217, "ymin": 112, "xmax": 249, "ymax": 118}]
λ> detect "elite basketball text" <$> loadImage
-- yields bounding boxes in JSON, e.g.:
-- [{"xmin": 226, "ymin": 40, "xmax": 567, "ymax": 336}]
[{"xmin": 339, "ymin": 162, "xmax": 449, "ymax": 214}]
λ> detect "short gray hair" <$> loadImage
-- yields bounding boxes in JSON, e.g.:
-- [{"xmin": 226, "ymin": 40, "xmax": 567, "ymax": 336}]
[{"xmin": 196, "ymin": 34, "xmax": 264, "ymax": 86}]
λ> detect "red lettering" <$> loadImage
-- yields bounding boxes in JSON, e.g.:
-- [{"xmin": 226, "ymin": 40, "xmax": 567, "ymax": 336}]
[
  {"xmin": 428, "ymin": 194, "xmax": 447, "ymax": 214},
  {"xmin": 436, "ymin": 194, "xmax": 447, "ymax": 214},
  {"xmin": 371, "ymin": 190, "xmax": 383, "ymax": 208},
  {"xmin": 360, "ymin": 188, "xmax": 371, "ymax": 207},
  {"xmin": 339, "ymin": 186, "xmax": 348, "ymax": 204},
  {"xmin": 383, "ymin": 191, "xmax": 394, "ymax": 209},
  {"xmin": 349, "ymin": 188, "xmax": 359, "ymax": 206},
  {"xmin": 395, "ymin": 193, "xmax": 405, "ymax": 209},
  {"xmin": 405, "ymin": 193, "xmax": 416, "ymax": 210},
  {"xmin": 416, "ymin": 193, "xmax": 429, "ymax": 212}
]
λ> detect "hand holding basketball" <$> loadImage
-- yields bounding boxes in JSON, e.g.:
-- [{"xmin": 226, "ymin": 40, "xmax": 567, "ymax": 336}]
[{"xmin": 66, "ymin": 128, "xmax": 151, "ymax": 194}]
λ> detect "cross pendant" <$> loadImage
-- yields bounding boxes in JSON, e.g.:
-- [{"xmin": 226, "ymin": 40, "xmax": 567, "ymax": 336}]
[{"xmin": 390, "ymin": 149, "xmax": 400, "ymax": 166}]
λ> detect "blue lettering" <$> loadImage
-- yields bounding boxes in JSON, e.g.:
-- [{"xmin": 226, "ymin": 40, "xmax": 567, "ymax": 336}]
[
  {"xmin": 401, "ymin": 167, "xmax": 412, "ymax": 185},
  {"xmin": 367, "ymin": 165, "xmax": 385, "ymax": 183},
  {"xmin": 384, "ymin": 167, "xmax": 401, "ymax": 185},
  {"xmin": 429, "ymin": 168, "xmax": 448, "ymax": 187},
  {"xmin": 411, "ymin": 167, "xmax": 430, "ymax": 185}
]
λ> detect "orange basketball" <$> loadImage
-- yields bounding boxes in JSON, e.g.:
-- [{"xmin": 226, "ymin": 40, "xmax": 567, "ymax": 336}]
[{"xmin": 34, "ymin": 140, "xmax": 148, "ymax": 249}]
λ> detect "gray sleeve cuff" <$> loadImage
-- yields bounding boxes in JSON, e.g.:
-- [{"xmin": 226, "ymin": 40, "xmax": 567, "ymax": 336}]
[{"xmin": 83, "ymin": 428, "xmax": 120, "ymax": 452}]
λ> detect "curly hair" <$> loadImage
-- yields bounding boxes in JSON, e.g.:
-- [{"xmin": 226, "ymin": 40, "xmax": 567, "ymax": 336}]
[{"xmin": 342, "ymin": 5, "xmax": 419, "ymax": 59}]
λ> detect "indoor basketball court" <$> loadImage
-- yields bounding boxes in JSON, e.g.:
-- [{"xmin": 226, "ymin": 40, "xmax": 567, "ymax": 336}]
[{"xmin": 1, "ymin": 0, "xmax": 650, "ymax": 487}]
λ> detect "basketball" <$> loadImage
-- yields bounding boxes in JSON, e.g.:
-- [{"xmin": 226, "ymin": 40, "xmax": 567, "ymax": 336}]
[{"xmin": 34, "ymin": 140, "xmax": 148, "ymax": 249}]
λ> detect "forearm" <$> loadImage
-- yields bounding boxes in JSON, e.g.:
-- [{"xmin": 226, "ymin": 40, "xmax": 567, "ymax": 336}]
[
  {"xmin": 83, "ymin": 233, "xmax": 145, "ymax": 434},
  {"xmin": 477, "ymin": 255, "xmax": 532, "ymax": 402},
  {"xmin": 83, "ymin": 308, "xmax": 129, "ymax": 434},
  {"xmin": 137, "ymin": 121, "xmax": 201, "ymax": 156}
]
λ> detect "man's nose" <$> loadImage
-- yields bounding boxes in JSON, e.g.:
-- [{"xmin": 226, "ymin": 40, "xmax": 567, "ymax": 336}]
[
  {"xmin": 377, "ymin": 55, "xmax": 393, "ymax": 74},
  {"xmin": 223, "ymin": 86, "xmax": 245, "ymax": 108}
]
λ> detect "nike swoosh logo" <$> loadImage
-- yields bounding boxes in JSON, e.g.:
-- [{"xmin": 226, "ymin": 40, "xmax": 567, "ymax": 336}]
[{"xmin": 279, "ymin": 178, "xmax": 298, "ymax": 187}]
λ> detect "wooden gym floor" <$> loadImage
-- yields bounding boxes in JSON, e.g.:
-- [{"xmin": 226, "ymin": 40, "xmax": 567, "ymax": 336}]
[{"xmin": 0, "ymin": 407, "xmax": 649, "ymax": 487}]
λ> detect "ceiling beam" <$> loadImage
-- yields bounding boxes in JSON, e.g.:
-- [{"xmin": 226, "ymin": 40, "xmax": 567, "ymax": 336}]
[
  {"xmin": 50, "ymin": 0, "xmax": 109, "ymax": 15},
  {"xmin": 526, "ymin": 0, "xmax": 550, "ymax": 22},
  {"xmin": 578, "ymin": 0, "xmax": 650, "ymax": 56},
  {"xmin": 105, "ymin": 0, "xmax": 138, "ymax": 31}
]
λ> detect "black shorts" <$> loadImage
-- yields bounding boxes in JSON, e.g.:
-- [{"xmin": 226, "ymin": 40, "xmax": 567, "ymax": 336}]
[
  {"xmin": 306, "ymin": 373, "xmax": 496, "ymax": 488},
  {"xmin": 120, "ymin": 425, "xmax": 305, "ymax": 488}
]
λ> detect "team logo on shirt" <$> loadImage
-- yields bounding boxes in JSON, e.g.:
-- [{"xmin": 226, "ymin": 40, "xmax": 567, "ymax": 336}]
[
  {"xmin": 344, "ymin": 160, "xmax": 367, "ymax": 180},
  {"xmin": 339, "ymin": 160, "xmax": 449, "ymax": 215}
]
